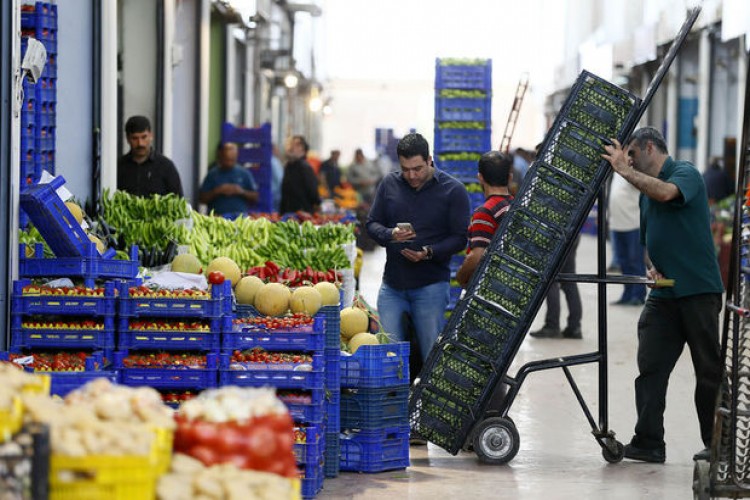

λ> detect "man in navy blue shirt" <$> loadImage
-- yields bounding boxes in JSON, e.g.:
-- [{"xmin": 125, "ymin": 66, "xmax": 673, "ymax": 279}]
[
  {"xmin": 366, "ymin": 133, "xmax": 470, "ymax": 363},
  {"xmin": 199, "ymin": 142, "xmax": 259, "ymax": 217}
]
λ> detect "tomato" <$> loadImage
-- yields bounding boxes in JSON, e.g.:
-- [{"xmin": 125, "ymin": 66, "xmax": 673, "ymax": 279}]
[
  {"xmin": 191, "ymin": 420, "xmax": 221, "ymax": 448},
  {"xmin": 216, "ymin": 426, "xmax": 246, "ymax": 454},
  {"xmin": 208, "ymin": 271, "xmax": 225, "ymax": 285},
  {"xmin": 224, "ymin": 453, "xmax": 251, "ymax": 469},
  {"xmin": 247, "ymin": 424, "xmax": 277, "ymax": 460},
  {"xmin": 189, "ymin": 445, "xmax": 218, "ymax": 466}
]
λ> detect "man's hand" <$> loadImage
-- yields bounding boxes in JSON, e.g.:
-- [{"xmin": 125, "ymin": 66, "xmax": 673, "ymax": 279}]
[
  {"xmin": 646, "ymin": 267, "xmax": 665, "ymax": 288},
  {"xmin": 391, "ymin": 227, "xmax": 416, "ymax": 242},
  {"xmin": 601, "ymin": 138, "xmax": 631, "ymax": 175},
  {"xmin": 401, "ymin": 247, "xmax": 429, "ymax": 262},
  {"xmin": 216, "ymin": 183, "xmax": 243, "ymax": 196}
]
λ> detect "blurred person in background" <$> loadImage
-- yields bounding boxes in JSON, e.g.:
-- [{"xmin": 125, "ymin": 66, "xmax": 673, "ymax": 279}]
[
  {"xmin": 319, "ymin": 149, "xmax": 342, "ymax": 199},
  {"xmin": 198, "ymin": 142, "xmax": 258, "ymax": 217},
  {"xmin": 348, "ymin": 148, "xmax": 382, "ymax": 206},
  {"xmin": 702, "ymin": 157, "xmax": 733, "ymax": 205},
  {"xmin": 609, "ymin": 172, "xmax": 646, "ymax": 305},
  {"xmin": 280, "ymin": 135, "xmax": 321, "ymax": 214},
  {"xmin": 271, "ymin": 144, "xmax": 284, "ymax": 213}
]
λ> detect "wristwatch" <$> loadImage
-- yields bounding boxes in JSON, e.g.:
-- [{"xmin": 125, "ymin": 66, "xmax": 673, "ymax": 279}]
[{"xmin": 422, "ymin": 246, "xmax": 433, "ymax": 260}]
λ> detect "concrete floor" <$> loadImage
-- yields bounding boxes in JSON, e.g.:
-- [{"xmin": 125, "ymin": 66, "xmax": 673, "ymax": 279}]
[{"xmin": 320, "ymin": 235, "xmax": 705, "ymax": 499}]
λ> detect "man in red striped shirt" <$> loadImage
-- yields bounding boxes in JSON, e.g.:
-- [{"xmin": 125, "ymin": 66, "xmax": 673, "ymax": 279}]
[{"xmin": 456, "ymin": 151, "xmax": 514, "ymax": 287}]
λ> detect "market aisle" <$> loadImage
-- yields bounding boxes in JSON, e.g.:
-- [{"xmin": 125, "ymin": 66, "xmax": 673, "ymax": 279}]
[{"xmin": 321, "ymin": 234, "xmax": 701, "ymax": 499}]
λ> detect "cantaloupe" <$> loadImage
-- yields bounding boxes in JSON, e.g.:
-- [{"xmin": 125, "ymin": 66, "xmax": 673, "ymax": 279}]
[
  {"xmin": 235, "ymin": 275, "xmax": 265, "ymax": 305},
  {"xmin": 254, "ymin": 282, "xmax": 291, "ymax": 317},
  {"xmin": 171, "ymin": 253, "xmax": 203, "ymax": 274},
  {"xmin": 206, "ymin": 257, "xmax": 241, "ymax": 287},
  {"xmin": 348, "ymin": 332, "xmax": 379, "ymax": 354},
  {"xmin": 340, "ymin": 307, "xmax": 369, "ymax": 340},
  {"xmin": 313, "ymin": 282, "xmax": 340, "ymax": 306},
  {"xmin": 65, "ymin": 201, "xmax": 84, "ymax": 225},
  {"xmin": 88, "ymin": 233, "xmax": 106, "ymax": 254},
  {"xmin": 290, "ymin": 286, "xmax": 323, "ymax": 316}
]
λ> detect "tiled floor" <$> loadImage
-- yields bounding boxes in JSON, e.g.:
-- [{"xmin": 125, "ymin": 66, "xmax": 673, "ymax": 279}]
[{"xmin": 320, "ymin": 235, "xmax": 704, "ymax": 499}]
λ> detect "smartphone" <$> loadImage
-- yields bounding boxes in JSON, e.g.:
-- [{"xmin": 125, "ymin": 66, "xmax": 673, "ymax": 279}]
[{"xmin": 397, "ymin": 222, "xmax": 415, "ymax": 232}]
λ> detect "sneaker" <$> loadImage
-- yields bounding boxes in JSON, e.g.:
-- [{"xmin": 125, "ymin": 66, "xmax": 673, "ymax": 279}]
[
  {"xmin": 623, "ymin": 443, "xmax": 666, "ymax": 463},
  {"xmin": 693, "ymin": 447, "xmax": 710, "ymax": 461},
  {"xmin": 562, "ymin": 326, "xmax": 582, "ymax": 339},
  {"xmin": 529, "ymin": 326, "xmax": 562, "ymax": 338}
]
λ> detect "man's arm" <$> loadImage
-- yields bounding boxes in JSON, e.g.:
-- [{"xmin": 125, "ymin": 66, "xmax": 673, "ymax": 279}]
[
  {"xmin": 456, "ymin": 247, "xmax": 483, "ymax": 288},
  {"xmin": 365, "ymin": 182, "xmax": 395, "ymax": 246},
  {"xmin": 602, "ymin": 139, "xmax": 679, "ymax": 203}
]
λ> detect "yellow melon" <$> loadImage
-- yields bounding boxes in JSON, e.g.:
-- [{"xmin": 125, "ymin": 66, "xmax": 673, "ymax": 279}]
[
  {"xmin": 290, "ymin": 286, "xmax": 323, "ymax": 316},
  {"xmin": 171, "ymin": 253, "xmax": 203, "ymax": 274},
  {"xmin": 254, "ymin": 282, "xmax": 291, "ymax": 317},
  {"xmin": 349, "ymin": 332, "xmax": 380, "ymax": 354},
  {"xmin": 206, "ymin": 257, "xmax": 241, "ymax": 287},
  {"xmin": 313, "ymin": 282, "xmax": 340, "ymax": 306},
  {"xmin": 235, "ymin": 276, "xmax": 265, "ymax": 305},
  {"xmin": 340, "ymin": 307, "xmax": 369, "ymax": 340}
]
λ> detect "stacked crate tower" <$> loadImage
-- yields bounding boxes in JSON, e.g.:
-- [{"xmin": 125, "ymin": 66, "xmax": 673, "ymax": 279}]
[
  {"xmin": 222, "ymin": 122, "xmax": 274, "ymax": 213},
  {"xmin": 433, "ymin": 58, "xmax": 492, "ymax": 313},
  {"xmin": 20, "ymin": 1, "xmax": 58, "ymax": 229}
]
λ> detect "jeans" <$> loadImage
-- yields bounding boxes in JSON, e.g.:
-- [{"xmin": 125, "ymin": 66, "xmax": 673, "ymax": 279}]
[
  {"xmin": 612, "ymin": 229, "xmax": 646, "ymax": 302},
  {"xmin": 377, "ymin": 281, "xmax": 449, "ymax": 362},
  {"xmin": 632, "ymin": 293, "xmax": 722, "ymax": 449},
  {"xmin": 544, "ymin": 237, "xmax": 582, "ymax": 330}
]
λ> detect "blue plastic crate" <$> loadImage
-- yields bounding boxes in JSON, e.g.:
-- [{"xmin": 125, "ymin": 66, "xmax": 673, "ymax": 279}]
[
  {"xmin": 18, "ymin": 176, "xmax": 93, "ymax": 257},
  {"xmin": 219, "ymin": 352, "xmax": 324, "ymax": 390},
  {"xmin": 437, "ymin": 159, "xmax": 478, "ymax": 182},
  {"xmin": 222, "ymin": 122, "xmax": 271, "ymax": 146},
  {"xmin": 281, "ymin": 389, "xmax": 326, "ymax": 423},
  {"xmin": 340, "ymin": 342, "xmax": 410, "ymax": 389},
  {"xmin": 51, "ymin": 370, "xmax": 118, "ymax": 398},
  {"xmin": 324, "ymin": 431, "xmax": 340, "ymax": 478},
  {"xmin": 117, "ymin": 316, "xmax": 228, "ymax": 351},
  {"xmin": 320, "ymin": 305, "xmax": 340, "ymax": 349},
  {"xmin": 468, "ymin": 191, "xmax": 485, "ymax": 211},
  {"xmin": 340, "ymin": 387, "xmax": 409, "ymax": 430},
  {"xmin": 325, "ymin": 387, "xmax": 341, "ymax": 430},
  {"xmin": 115, "ymin": 350, "xmax": 219, "ymax": 390},
  {"xmin": 294, "ymin": 424, "xmax": 324, "ymax": 465},
  {"xmin": 234, "ymin": 303, "xmax": 260, "ymax": 318},
  {"xmin": 300, "ymin": 461, "xmax": 324, "ymax": 499},
  {"xmin": 339, "ymin": 425, "xmax": 410, "ymax": 473},
  {"xmin": 19, "ymin": 244, "xmax": 139, "ymax": 288},
  {"xmin": 448, "ymin": 286, "xmax": 462, "ymax": 309},
  {"xmin": 435, "ymin": 97, "xmax": 491, "ymax": 122},
  {"xmin": 435, "ymin": 59, "xmax": 492, "ymax": 91},
  {"xmin": 119, "ymin": 281, "xmax": 229, "ymax": 318},
  {"xmin": 12, "ymin": 279, "xmax": 117, "ymax": 316},
  {"xmin": 434, "ymin": 127, "xmax": 492, "ymax": 154},
  {"xmin": 223, "ymin": 315, "xmax": 325, "ymax": 352},
  {"xmin": 11, "ymin": 320, "xmax": 116, "ymax": 351}
]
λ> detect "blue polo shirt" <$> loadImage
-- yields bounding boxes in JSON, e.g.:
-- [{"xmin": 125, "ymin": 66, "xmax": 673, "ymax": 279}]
[
  {"xmin": 640, "ymin": 157, "xmax": 724, "ymax": 298},
  {"xmin": 366, "ymin": 169, "xmax": 470, "ymax": 289},
  {"xmin": 200, "ymin": 165, "xmax": 257, "ymax": 216}
]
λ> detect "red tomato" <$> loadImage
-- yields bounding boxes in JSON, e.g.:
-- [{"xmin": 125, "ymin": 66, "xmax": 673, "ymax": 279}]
[
  {"xmin": 224, "ymin": 453, "xmax": 251, "ymax": 469},
  {"xmin": 208, "ymin": 271, "xmax": 225, "ymax": 285},
  {"xmin": 216, "ymin": 426, "xmax": 246, "ymax": 454},
  {"xmin": 191, "ymin": 420, "xmax": 221, "ymax": 448},
  {"xmin": 189, "ymin": 445, "xmax": 218, "ymax": 466},
  {"xmin": 247, "ymin": 424, "xmax": 277, "ymax": 460}
]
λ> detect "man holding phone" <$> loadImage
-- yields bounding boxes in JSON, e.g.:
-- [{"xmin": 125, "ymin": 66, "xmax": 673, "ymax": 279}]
[{"xmin": 366, "ymin": 132, "xmax": 471, "ymax": 368}]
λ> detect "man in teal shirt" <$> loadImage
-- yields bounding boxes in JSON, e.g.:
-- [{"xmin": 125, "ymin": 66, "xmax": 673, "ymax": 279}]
[
  {"xmin": 199, "ymin": 142, "xmax": 259, "ymax": 217},
  {"xmin": 603, "ymin": 127, "xmax": 723, "ymax": 464}
]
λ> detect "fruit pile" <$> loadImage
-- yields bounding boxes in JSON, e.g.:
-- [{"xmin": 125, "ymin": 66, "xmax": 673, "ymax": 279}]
[
  {"xmin": 232, "ymin": 313, "xmax": 314, "ymax": 331},
  {"xmin": 120, "ymin": 352, "xmax": 208, "ymax": 369},
  {"xmin": 127, "ymin": 319, "xmax": 213, "ymax": 332},
  {"xmin": 21, "ymin": 318, "xmax": 104, "ymax": 330},
  {"xmin": 8, "ymin": 351, "xmax": 93, "ymax": 372},
  {"xmin": 276, "ymin": 391, "xmax": 313, "ymax": 406},
  {"xmin": 21, "ymin": 284, "xmax": 108, "ymax": 297},
  {"xmin": 230, "ymin": 348, "xmax": 312, "ymax": 366},
  {"xmin": 160, "ymin": 390, "xmax": 197, "ymax": 405},
  {"xmin": 128, "ymin": 284, "xmax": 210, "ymax": 300}
]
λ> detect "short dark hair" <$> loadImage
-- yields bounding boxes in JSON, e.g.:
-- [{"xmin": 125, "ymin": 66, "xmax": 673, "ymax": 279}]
[
  {"xmin": 397, "ymin": 133, "xmax": 430, "ymax": 161},
  {"xmin": 125, "ymin": 115, "xmax": 151, "ymax": 135},
  {"xmin": 625, "ymin": 127, "xmax": 668, "ymax": 154},
  {"xmin": 478, "ymin": 151, "xmax": 512, "ymax": 187},
  {"xmin": 293, "ymin": 135, "xmax": 309, "ymax": 154}
]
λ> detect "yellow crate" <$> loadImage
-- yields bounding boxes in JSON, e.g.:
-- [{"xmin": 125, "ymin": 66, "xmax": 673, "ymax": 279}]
[
  {"xmin": 50, "ymin": 453, "xmax": 156, "ymax": 500},
  {"xmin": 0, "ymin": 396, "xmax": 23, "ymax": 443},
  {"xmin": 151, "ymin": 427, "xmax": 174, "ymax": 475}
]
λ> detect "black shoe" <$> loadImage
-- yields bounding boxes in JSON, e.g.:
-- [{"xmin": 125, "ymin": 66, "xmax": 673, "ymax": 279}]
[
  {"xmin": 530, "ymin": 326, "xmax": 561, "ymax": 338},
  {"xmin": 409, "ymin": 436, "xmax": 427, "ymax": 446},
  {"xmin": 562, "ymin": 326, "xmax": 582, "ymax": 339},
  {"xmin": 693, "ymin": 447, "xmax": 710, "ymax": 461},
  {"xmin": 623, "ymin": 443, "xmax": 666, "ymax": 463}
]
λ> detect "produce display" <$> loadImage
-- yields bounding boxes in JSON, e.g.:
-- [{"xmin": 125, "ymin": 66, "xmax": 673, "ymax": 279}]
[
  {"xmin": 229, "ymin": 348, "xmax": 313, "ymax": 367},
  {"xmin": 232, "ymin": 313, "xmax": 315, "ymax": 331},
  {"xmin": 128, "ymin": 319, "xmax": 215, "ymax": 332},
  {"xmin": 21, "ymin": 283, "xmax": 109, "ymax": 296},
  {"xmin": 8, "ymin": 351, "xmax": 95, "ymax": 372},
  {"xmin": 128, "ymin": 284, "xmax": 210, "ymax": 299},
  {"xmin": 246, "ymin": 261, "xmax": 342, "ymax": 285},
  {"xmin": 437, "ymin": 152, "xmax": 482, "ymax": 162},
  {"xmin": 160, "ymin": 390, "xmax": 197, "ymax": 405},
  {"xmin": 439, "ymin": 89, "xmax": 488, "ymax": 99},
  {"xmin": 436, "ymin": 121, "xmax": 488, "ymax": 130},
  {"xmin": 20, "ymin": 318, "xmax": 105, "ymax": 330},
  {"xmin": 120, "ymin": 352, "xmax": 208, "ymax": 369}
]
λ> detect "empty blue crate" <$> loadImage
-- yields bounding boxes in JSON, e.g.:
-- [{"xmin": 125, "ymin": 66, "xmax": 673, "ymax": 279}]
[
  {"xmin": 280, "ymin": 388, "xmax": 325, "ymax": 423},
  {"xmin": 223, "ymin": 315, "xmax": 325, "ymax": 352},
  {"xmin": 219, "ymin": 352, "xmax": 324, "ymax": 390},
  {"xmin": 12, "ymin": 279, "xmax": 117, "ymax": 316},
  {"xmin": 341, "ymin": 387, "xmax": 409, "ymax": 429},
  {"xmin": 435, "ymin": 97, "xmax": 491, "ymax": 122},
  {"xmin": 435, "ymin": 59, "xmax": 492, "ymax": 91},
  {"xmin": 117, "ymin": 316, "xmax": 228, "ymax": 351},
  {"xmin": 434, "ymin": 127, "xmax": 492, "ymax": 153},
  {"xmin": 294, "ymin": 424, "xmax": 324, "ymax": 465},
  {"xmin": 119, "ymin": 280, "xmax": 229, "ymax": 318},
  {"xmin": 11, "ymin": 315, "xmax": 116, "ymax": 350},
  {"xmin": 115, "ymin": 350, "xmax": 218, "ymax": 390},
  {"xmin": 340, "ymin": 342, "xmax": 410, "ymax": 389},
  {"xmin": 339, "ymin": 425, "xmax": 410, "ymax": 473}
]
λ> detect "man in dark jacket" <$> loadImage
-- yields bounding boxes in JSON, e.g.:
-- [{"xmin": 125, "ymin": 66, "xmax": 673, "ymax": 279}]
[{"xmin": 280, "ymin": 135, "xmax": 321, "ymax": 214}]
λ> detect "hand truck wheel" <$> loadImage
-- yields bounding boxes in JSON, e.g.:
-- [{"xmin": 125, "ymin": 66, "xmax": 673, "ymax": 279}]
[
  {"xmin": 601, "ymin": 439, "xmax": 624, "ymax": 463},
  {"xmin": 472, "ymin": 417, "xmax": 519, "ymax": 465},
  {"xmin": 692, "ymin": 459, "xmax": 710, "ymax": 500}
]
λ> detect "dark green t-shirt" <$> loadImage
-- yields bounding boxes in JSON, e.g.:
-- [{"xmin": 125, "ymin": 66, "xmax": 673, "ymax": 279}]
[{"xmin": 639, "ymin": 157, "xmax": 724, "ymax": 299}]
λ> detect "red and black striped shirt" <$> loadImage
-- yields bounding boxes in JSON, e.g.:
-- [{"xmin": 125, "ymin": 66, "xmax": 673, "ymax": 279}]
[{"xmin": 467, "ymin": 194, "xmax": 514, "ymax": 250}]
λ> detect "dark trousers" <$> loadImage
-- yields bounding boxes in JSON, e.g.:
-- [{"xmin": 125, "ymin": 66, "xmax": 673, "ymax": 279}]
[
  {"xmin": 632, "ymin": 293, "xmax": 722, "ymax": 449},
  {"xmin": 544, "ymin": 237, "xmax": 582, "ymax": 330}
]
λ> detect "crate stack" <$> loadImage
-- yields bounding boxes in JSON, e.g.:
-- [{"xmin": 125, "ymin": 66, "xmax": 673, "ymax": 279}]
[
  {"xmin": 10, "ymin": 177, "xmax": 139, "ymax": 397},
  {"xmin": 433, "ymin": 58, "xmax": 492, "ymax": 311},
  {"xmin": 114, "ymin": 280, "xmax": 230, "ymax": 406},
  {"xmin": 221, "ymin": 309, "xmax": 327, "ymax": 499},
  {"xmin": 338, "ymin": 342, "xmax": 411, "ymax": 473},
  {"xmin": 321, "ymin": 304, "xmax": 341, "ymax": 478},
  {"xmin": 222, "ymin": 122, "xmax": 273, "ymax": 213}
]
